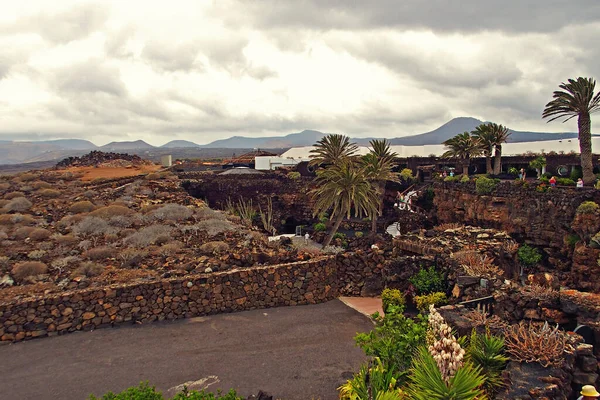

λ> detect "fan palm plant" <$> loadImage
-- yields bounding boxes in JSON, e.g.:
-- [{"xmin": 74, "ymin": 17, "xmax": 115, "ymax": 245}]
[
  {"xmin": 442, "ymin": 132, "xmax": 482, "ymax": 175},
  {"xmin": 471, "ymin": 124, "xmax": 494, "ymax": 174},
  {"xmin": 312, "ymin": 160, "xmax": 379, "ymax": 247},
  {"xmin": 363, "ymin": 139, "xmax": 399, "ymax": 234},
  {"xmin": 308, "ymin": 133, "xmax": 359, "ymax": 167},
  {"xmin": 466, "ymin": 329, "xmax": 509, "ymax": 396},
  {"xmin": 543, "ymin": 77, "xmax": 600, "ymax": 185}
]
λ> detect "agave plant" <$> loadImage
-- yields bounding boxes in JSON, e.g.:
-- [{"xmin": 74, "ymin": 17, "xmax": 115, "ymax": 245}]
[
  {"xmin": 338, "ymin": 357, "xmax": 404, "ymax": 400},
  {"xmin": 407, "ymin": 347, "xmax": 486, "ymax": 400}
]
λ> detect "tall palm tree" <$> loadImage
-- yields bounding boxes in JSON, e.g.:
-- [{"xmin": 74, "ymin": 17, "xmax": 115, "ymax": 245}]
[
  {"xmin": 543, "ymin": 77, "xmax": 600, "ymax": 186},
  {"xmin": 312, "ymin": 160, "xmax": 379, "ymax": 247},
  {"xmin": 488, "ymin": 123, "xmax": 511, "ymax": 175},
  {"xmin": 442, "ymin": 132, "xmax": 482, "ymax": 175},
  {"xmin": 471, "ymin": 124, "xmax": 494, "ymax": 174},
  {"xmin": 363, "ymin": 139, "xmax": 399, "ymax": 234},
  {"xmin": 308, "ymin": 134, "xmax": 359, "ymax": 167}
]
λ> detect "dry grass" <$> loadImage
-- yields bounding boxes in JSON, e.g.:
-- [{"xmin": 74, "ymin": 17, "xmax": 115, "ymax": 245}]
[
  {"xmin": 433, "ymin": 222, "xmax": 463, "ymax": 232},
  {"xmin": 504, "ymin": 321, "xmax": 569, "ymax": 367},
  {"xmin": 11, "ymin": 261, "xmax": 48, "ymax": 281},
  {"xmin": 501, "ymin": 240, "xmax": 519, "ymax": 255},
  {"xmin": 452, "ymin": 250, "xmax": 503, "ymax": 278},
  {"xmin": 520, "ymin": 284, "xmax": 559, "ymax": 301},
  {"xmin": 465, "ymin": 309, "xmax": 509, "ymax": 330}
]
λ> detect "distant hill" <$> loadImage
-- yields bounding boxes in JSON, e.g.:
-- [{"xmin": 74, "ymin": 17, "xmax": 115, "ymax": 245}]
[
  {"xmin": 42, "ymin": 139, "xmax": 97, "ymax": 150},
  {"xmin": 101, "ymin": 140, "xmax": 155, "ymax": 151},
  {"xmin": 0, "ymin": 139, "xmax": 97, "ymax": 165},
  {"xmin": 161, "ymin": 140, "xmax": 201, "ymax": 148},
  {"xmin": 204, "ymin": 130, "xmax": 325, "ymax": 148}
]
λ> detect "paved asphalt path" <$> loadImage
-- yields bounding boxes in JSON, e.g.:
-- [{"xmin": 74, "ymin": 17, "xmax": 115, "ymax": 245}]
[{"xmin": 0, "ymin": 300, "xmax": 374, "ymax": 400}]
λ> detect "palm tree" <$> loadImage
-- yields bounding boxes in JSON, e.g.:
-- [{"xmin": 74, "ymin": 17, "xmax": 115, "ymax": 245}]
[
  {"xmin": 471, "ymin": 124, "xmax": 494, "ymax": 174},
  {"xmin": 363, "ymin": 139, "xmax": 399, "ymax": 234},
  {"xmin": 308, "ymin": 134, "xmax": 359, "ymax": 167},
  {"xmin": 442, "ymin": 132, "xmax": 482, "ymax": 175},
  {"xmin": 543, "ymin": 77, "xmax": 600, "ymax": 186},
  {"xmin": 488, "ymin": 123, "xmax": 511, "ymax": 175},
  {"xmin": 312, "ymin": 160, "xmax": 379, "ymax": 247}
]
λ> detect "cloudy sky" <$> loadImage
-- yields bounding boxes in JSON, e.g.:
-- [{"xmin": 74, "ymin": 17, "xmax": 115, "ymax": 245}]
[{"xmin": 0, "ymin": 1, "xmax": 599, "ymax": 146}]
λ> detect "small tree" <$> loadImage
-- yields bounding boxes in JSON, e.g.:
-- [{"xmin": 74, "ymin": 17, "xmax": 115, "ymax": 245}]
[{"xmin": 529, "ymin": 156, "xmax": 546, "ymax": 178}]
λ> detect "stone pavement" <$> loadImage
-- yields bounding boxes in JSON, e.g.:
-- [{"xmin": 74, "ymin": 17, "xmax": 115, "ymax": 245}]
[
  {"xmin": 339, "ymin": 297, "xmax": 383, "ymax": 319},
  {"xmin": 0, "ymin": 299, "xmax": 374, "ymax": 400}
]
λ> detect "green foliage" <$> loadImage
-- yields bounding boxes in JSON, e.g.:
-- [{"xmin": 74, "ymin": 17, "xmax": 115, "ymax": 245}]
[
  {"xmin": 475, "ymin": 176, "xmax": 499, "ymax": 195},
  {"xmin": 414, "ymin": 292, "xmax": 448, "ymax": 313},
  {"xmin": 570, "ymin": 166, "xmax": 583, "ymax": 181},
  {"xmin": 576, "ymin": 201, "xmax": 599, "ymax": 214},
  {"xmin": 536, "ymin": 183, "xmax": 548, "ymax": 193},
  {"xmin": 444, "ymin": 175, "xmax": 459, "ymax": 182},
  {"xmin": 517, "ymin": 244, "xmax": 542, "ymax": 267},
  {"xmin": 89, "ymin": 383, "xmax": 243, "ymax": 400},
  {"xmin": 381, "ymin": 288, "xmax": 406, "ymax": 313},
  {"xmin": 338, "ymin": 358, "xmax": 404, "ymax": 400},
  {"xmin": 565, "ymin": 234, "xmax": 581, "ymax": 248},
  {"xmin": 354, "ymin": 231, "xmax": 364, "ymax": 238},
  {"xmin": 460, "ymin": 175, "xmax": 470, "ymax": 183},
  {"xmin": 508, "ymin": 167, "xmax": 519, "ymax": 176},
  {"xmin": 556, "ymin": 177, "xmax": 575, "ymax": 186},
  {"xmin": 286, "ymin": 171, "xmax": 301, "ymax": 180},
  {"xmin": 528, "ymin": 156, "xmax": 546, "ymax": 171},
  {"xmin": 409, "ymin": 266, "xmax": 445, "ymax": 295},
  {"xmin": 466, "ymin": 329, "xmax": 509, "ymax": 396},
  {"xmin": 407, "ymin": 347, "xmax": 486, "ymax": 400},
  {"xmin": 355, "ymin": 309, "xmax": 428, "ymax": 382},
  {"xmin": 399, "ymin": 168, "xmax": 415, "ymax": 183},
  {"xmin": 313, "ymin": 222, "xmax": 326, "ymax": 232},
  {"xmin": 420, "ymin": 188, "xmax": 435, "ymax": 211}
]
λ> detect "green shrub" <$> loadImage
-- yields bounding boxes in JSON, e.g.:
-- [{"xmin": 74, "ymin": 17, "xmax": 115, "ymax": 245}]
[
  {"xmin": 286, "ymin": 171, "xmax": 301, "ymax": 180},
  {"xmin": 517, "ymin": 244, "xmax": 542, "ymax": 267},
  {"xmin": 565, "ymin": 234, "xmax": 581, "ymax": 248},
  {"xmin": 338, "ymin": 358, "xmax": 403, "ymax": 400},
  {"xmin": 414, "ymin": 292, "xmax": 448, "ymax": 313},
  {"xmin": 508, "ymin": 167, "xmax": 519, "ymax": 176},
  {"xmin": 381, "ymin": 288, "xmax": 406, "ymax": 313},
  {"xmin": 444, "ymin": 175, "xmax": 459, "ymax": 182},
  {"xmin": 576, "ymin": 201, "xmax": 599, "ymax": 215},
  {"xmin": 466, "ymin": 330, "xmax": 509, "ymax": 396},
  {"xmin": 570, "ymin": 166, "xmax": 583, "ymax": 181},
  {"xmin": 355, "ymin": 309, "xmax": 428, "ymax": 381},
  {"xmin": 460, "ymin": 175, "xmax": 470, "ymax": 183},
  {"xmin": 539, "ymin": 176, "xmax": 549, "ymax": 184},
  {"xmin": 475, "ymin": 176, "xmax": 499, "ymax": 195},
  {"xmin": 409, "ymin": 266, "xmax": 445, "ymax": 295},
  {"xmin": 354, "ymin": 231, "xmax": 364, "ymax": 238},
  {"xmin": 556, "ymin": 177, "xmax": 575, "ymax": 186},
  {"xmin": 89, "ymin": 382, "xmax": 244, "ymax": 400},
  {"xmin": 313, "ymin": 222, "xmax": 326, "ymax": 232},
  {"xmin": 400, "ymin": 168, "xmax": 415, "ymax": 183}
]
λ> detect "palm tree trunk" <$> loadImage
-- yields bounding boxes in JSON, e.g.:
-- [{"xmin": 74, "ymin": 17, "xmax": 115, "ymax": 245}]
[
  {"xmin": 324, "ymin": 212, "xmax": 345, "ymax": 247},
  {"xmin": 579, "ymin": 112, "xmax": 595, "ymax": 186},
  {"xmin": 486, "ymin": 155, "xmax": 493, "ymax": 174},
  {"xmin": 462, "ymin": 159, "xmax": 469, "ymax": 176},
  {"xmin": 370, "ymin": 182, "xmax": 385, "ymax": 235},
  {"xmin": 493, "ymin": 145, "xmax": 502, "ymax": 175}
]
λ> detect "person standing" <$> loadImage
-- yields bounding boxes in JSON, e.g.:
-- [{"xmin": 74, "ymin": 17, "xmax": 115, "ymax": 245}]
[
  {"xmin": 520, "ymin": 168, "xmax": 526, "ymax": 181},
  {"xmin": 549, "ymin": 176, "xmax": 557, "ymax": 187},
  {"xmin": 304, "ymin": 232, "xmax": 310, "ymax": 244},
  {"xmin": 577, "ymin": 178, "xmax": 584, "ymax": 188},
  {"xmin": 577, "ymin": 385, "xmax": 599, "ymax": 400}
]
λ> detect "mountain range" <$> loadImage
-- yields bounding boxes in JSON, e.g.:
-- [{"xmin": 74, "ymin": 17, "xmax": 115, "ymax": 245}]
[{"xmin": 0, "ymin": 117, "xmax": 581, "ymax": 165}]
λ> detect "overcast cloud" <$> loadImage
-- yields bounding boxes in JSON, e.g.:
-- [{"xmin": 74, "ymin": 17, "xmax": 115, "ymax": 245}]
[{"xmin": 0, "ymin": 1, "xmax": 598, "ymax": 146}]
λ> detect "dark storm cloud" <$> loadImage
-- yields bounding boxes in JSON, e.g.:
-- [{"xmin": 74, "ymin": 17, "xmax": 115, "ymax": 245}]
[
  {"xmin": 0, "ymin": 3, "xmax": 110, "ymax": 43},
  {"xmin": 231, "ymin": 0, "xmax": 600, "ymax": 33}
]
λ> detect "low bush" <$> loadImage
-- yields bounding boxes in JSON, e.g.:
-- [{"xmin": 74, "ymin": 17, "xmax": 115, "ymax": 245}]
[
  {"xmin": 195, "ymin": 207, "xmax": 228, "ymax": 221},
  {"xmin": 381, "ymin": 288, "xmax": 406, "ymax": 313},
  {"xmin": 576, "ymin": 201, "xmax": 599, "ymax": 215},
  {"xmin": 414, "ymin": 292, "xmax": 448, "ymax": 313},
  {"xmin": 19, "ymin": 172, "xmax": 37, "ymax": 182},
  {"xmin": 84, "ymin": 246, "xmax": 114, "ymax": 260},
  {"xmin": 88, "ymin": 382, "xmax": 243, "ymax": 400},
  {"xmin": 69, "ymin": 201, "xmax": 96, "ymax": 214},
  {"xmin": 72, "ymin": 262, "xmax": 104, "ymax": 278},
  {"xmin": 475, "ymin": 176, "xmax": 499, "ymax": 195},
  {"xmin": 73, "ymin": 217, "xmax": 114, "ymax": 237},
  {"xmin": 313, "ymin": 222, "xmax": 326, "ymax": 232},
  {"xmin": 158, "ymin": 242, "xmax": 182, "ymax": 257},
  {"xmin": 14, "ymin": 226, "xmax": 36, "ymax": 240},
  {"xmin": 149, "ymin": 204, "xmax": 193, "ymax": 222},
  {"xmin": 517, "ymin": 244, "xmax": 542, "ymax": 267},
  {"xmin": 286, "ymin": 171, "xmax": 301, "ymax": 180},
  {"xmin": 409, "ymin": 266, "xmax": 445, "ymax": 295},
  {"xmin": 354, "ymin": 231, "xmax": 364, "ymax": 238},
  {"xmin": 466, "ymin": 330, "xmax": 509, "ymax": 396},
  {"xmin": 444, "ymin": 175, "xmax": 460, "ymax": 182},
  {"xmin": 27, "ymin": 250, "xmax": 47, "ymax": 260},
  {"xmin": 199, "ymin": 241, "xmax": 229, "ymax": 254},
  {"xmin": 118, "ymin": 248, "xmax": 148, "ymax": 268},
  {"xmin": 145, "ymin": 172, "xmax": 161, "ymax": 180},
  {"xmin": 4, "ymin": 191, "xmax": 25, "ymax": 200},
  {"xmin": 565, "ymin": 234, "xmax": 581, "ymax": 248},
  {"xmin": 37, "ymin": 188, "xmax": 61, "ymax": 198},
  {"xmin": 3, "ymin": 197, "xmax": 33, "ymax": 212},
  {"xmin": 29, "ymin": 228, "xmax": 51, "ymax": 241},
  {"xmin": 504, "ymin": 322, "xmax": 567, "ymax": 367},
  {"xmin": 124, "ymin": 225, "xmax": 172, "ymax": 247},
  {"xmin": 195, "ymin": 219, "xmax": 236, "ymax": 236},
  {"xmin": 51, "ymin": 256, "xmax": 80, "ymax": 271},
  {"xmin": 52, "ymin": 233, "xmax": 80, "ymax": 246},
  {"xmin": 32, "ymin": 181, "xmax": 52, "ymax": 190},
  {"xmin": 556, "ymin": 177, "xmax": 575, "ymax": 186},
  {"xmin": 89, "ymin": 205, "xmax": 134, "ymax": 219},
  {"xmin": 12, "ymin": 261, "xmax": 48, "ymax": 281},
  {"xmin": 460, "ymin": 175, "xmax": 470, "ymax": 183}
]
